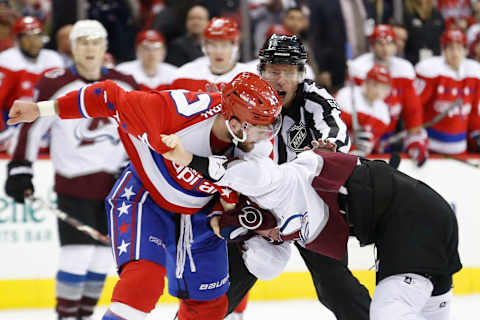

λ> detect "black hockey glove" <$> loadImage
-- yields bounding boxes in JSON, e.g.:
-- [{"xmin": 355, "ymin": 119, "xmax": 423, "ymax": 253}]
[{"xmin": 5, "ymin": 160, "xmax": 34, "ymax": 203}]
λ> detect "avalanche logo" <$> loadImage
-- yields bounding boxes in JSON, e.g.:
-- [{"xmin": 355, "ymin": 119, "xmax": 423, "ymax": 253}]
[
  {"xmin": 75, "ymin": 118, "xmax": 120, "ymax": 146},
  {"xmin": 287, "ymin": 122, "xmax": 307, "ymax": 152},
  {"xmin": 238, "ymin": 205, "xmax": 263, "ymax": 230}
]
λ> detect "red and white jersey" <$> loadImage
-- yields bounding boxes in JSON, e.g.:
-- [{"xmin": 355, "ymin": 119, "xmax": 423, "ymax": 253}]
[
  {"xmin": 336, "ymin": 86, "xmax": 391, "ymax": 145},
  {"xmin": 349, "ymin": 53, "xmax": 423, "ymax": 134},
  {"xmin": 116, "ymin": 59, "xmax": 178, "ymax": 91},
  {"xmin": 171, "ymin": 56, "xmax": 252, "ymax": 91},
  {"xmin": 0, "ymin": 46, "xmax": 63, "ymax": 112},
  {"xmin": 55, "ymin": 81, "xmax": 264, "ymax": 214},
  {"xmin": 12, "ymin": 67, "xmax": 138, "ymax": 199},
  {"xmin": 436, "ymin": 0, "xmax": 473, "ymax": 20},
  {"xmin": 415, "ymin": 56, "xmax": 480, "ymax": 154}
]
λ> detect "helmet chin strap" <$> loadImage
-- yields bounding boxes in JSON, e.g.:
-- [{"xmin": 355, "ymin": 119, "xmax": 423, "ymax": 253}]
[{"xmin": 225, "ymin": 119, "xmax": 247, "ymax": 145}]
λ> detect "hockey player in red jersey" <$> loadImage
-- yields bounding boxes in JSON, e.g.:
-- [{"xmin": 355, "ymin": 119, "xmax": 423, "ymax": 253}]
[
  {"xmin": 7, "ymin": 71, "xmax": 282, "ymax": 320},
  {"xmin": 171, "ymin": 17, "xmax": 251, "ymax": 92},
  {"xmin": 0, "ymin": 16, "xmax": 63, "ymax": 149},
  {"xmin": 349, "ymin": 24, "xmax": 428, "ymax": 165},
  {"xmin": 337, "ymin": 65, "xmax": 393, "ymax": 156},
  {"xmin": 5, "ymin": 19, "xmax": 138, "ymax": 320},
  {"xmin": 116, "ymin": 29, "xmax": 178, "ymax": 91},
  {"xmin": 415, "ymin": 28, "xmax": 480, "ymax": 154}
]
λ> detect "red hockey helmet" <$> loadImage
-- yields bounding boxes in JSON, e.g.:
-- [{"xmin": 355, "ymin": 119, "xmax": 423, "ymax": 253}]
[
  {"xmin": 136, "ymin": 29, "xmax": 165, "ymax": 48},
  {"xmin": 366, "ymin": 64, "xmax": 391, "ymax": 85},
  {"xmin": 221, "ymin": 72, "xmax": 282, "ymax": 126},
  {"xmin": 12, "ymin": 16, "xmax": 43, "ymax": 36},
  {"xmin": 369, "ymin": 24, "xmax": 396, "ymax": 43},
  {"xmin": 265, "ymin": 24, "xmax": 293, "ymax": 40},
  {"xmin": 204, "ymin": 17, "xmax": 240, "ymax": 41},
  {"xmin": 441, "ymin": 28, "xmax": 467, "ymax": 47}
]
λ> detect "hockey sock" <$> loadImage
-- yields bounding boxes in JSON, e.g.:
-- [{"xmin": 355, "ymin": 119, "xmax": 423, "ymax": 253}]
[
  {"xmin": 55, "ymin": 271, "xmax": 86, "ymax": 318},
  {"xmin": 111, "ymin": 260, "xmax": 166, "ymax": 313},
  {"xmin": 78, "ymin": 271, "xmax": 107, "ymax": 318},
  {"xmin": 103, "ymin": 302, "xmax": 148, "ymax": 320},
  {"xmin": 178, "ymin": 294, "xmax": 228, "ymax": 320}
]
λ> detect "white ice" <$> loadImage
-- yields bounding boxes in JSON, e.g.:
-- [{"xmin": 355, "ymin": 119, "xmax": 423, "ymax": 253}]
[{"xmin": 1, "ymin": 295, "xmax": 479, "ymax": 320}]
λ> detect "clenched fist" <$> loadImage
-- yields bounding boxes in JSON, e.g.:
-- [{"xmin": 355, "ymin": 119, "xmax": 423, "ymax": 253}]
[{"xmin": 7, "ymin": 100, "xmax": 41, "ymax": 125}]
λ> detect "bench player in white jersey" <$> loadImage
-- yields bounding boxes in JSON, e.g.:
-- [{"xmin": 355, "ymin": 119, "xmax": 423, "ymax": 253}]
[
  {"xmin": 5, "ymin": 20, "xmax": 138, "ymax": 320},
  {"xmin": 337, "ymin": 65, "xmax": 393, "ymax": 156},
  {"xmin": 415, "ymin": 28, "xmax": 480, "ymax": 155},
  {"xmin": 0, "ymin": 16, "xmax": 63, "ymax": 150},
  {"xmin": 349, "ymin": 24, "xmax": 428, "ymax": 165},
  {"xmin": 116, "ymin": 29, "xmax": 178, "ymax": 91},
  {"xmin": 171, "ymin": 17, "xmax": 251, "ymax": 92},
  {"xmin": 7, "ymin": 71, "xmax": 282, "ymax": 320},
  {"xmin": 159, "ymin": 135, "xmax": 462, "ymax": 320}
]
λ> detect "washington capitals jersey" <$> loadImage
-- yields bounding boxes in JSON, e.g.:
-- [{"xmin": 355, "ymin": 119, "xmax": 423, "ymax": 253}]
[
  {"xmin": 56, "ymin": 81, "xmax": 241, "ymax": 214},
  {"xmin": 116, "ymin": 59, "xmax": 178, "ymax": 91},
  {"xmin": 171, "ymin": 56, "xmax": 252, "ymax": 92},
  {"xmin": 12, "ymin": 66, "xmax": 138, "ymax": 199},
  {"xmin": 336, "ymin": 85, "xmax": 391, "ymax": 150},
  {"xmin": 349, "ymin": 53, "xmax": 423, "ymax": 134},
  {"xmin": 415, "ymin": 56, "xmax": 480, "ymax": 154}
]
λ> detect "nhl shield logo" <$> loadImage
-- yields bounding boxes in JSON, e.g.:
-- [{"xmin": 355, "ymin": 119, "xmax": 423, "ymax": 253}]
[{"xmin": 287, "ymin": 123, "xmax": 307, "ymax": 152}]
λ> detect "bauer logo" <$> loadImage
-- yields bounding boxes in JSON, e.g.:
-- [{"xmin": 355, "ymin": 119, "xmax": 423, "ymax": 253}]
[{"xmin": 199, "ymin": 275, "xmax": 229, "ymax": 290}]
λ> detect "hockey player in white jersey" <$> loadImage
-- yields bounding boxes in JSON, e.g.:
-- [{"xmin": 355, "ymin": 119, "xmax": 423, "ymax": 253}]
[
  {"xmin": 5, "ymin": 20, "xmax": 138, "ymax": 320},
  {"xmin": 171, "ymin": 17, "xmax": 251, "ymax": 92},
  {"xmin": 116, "ymin": 29, "xmax": 178, "ymax": 91},
  {"xmin": 159, "ymin": 135, "xmax": 462, "ymax": 320}
]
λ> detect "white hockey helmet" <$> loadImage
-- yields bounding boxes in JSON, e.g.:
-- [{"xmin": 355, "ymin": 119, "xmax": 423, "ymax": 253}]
[{"xmin": 70, "ymin": 20, "xmax": 107, "ymax": 47}]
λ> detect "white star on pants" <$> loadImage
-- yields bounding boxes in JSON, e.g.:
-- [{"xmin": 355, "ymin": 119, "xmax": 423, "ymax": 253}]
[
  {"xmin": 117, "ymin": 239, "xmax": 130, "ymax": 256},
  {"xmin": 117, "ymin": 201, "xmax": 131, "ymax": 217},
  {"xmin": 121, "ymin": 186, "xmax": 136, "ymax": 201}
]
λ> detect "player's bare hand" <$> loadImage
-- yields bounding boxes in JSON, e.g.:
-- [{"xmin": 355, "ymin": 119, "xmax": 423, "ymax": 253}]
[
  {"xmin": 304, "ymin": 138, "xmax": 337, "ymax": 153},
  {"xmin": 7, "ymin": 100, "xmax": 40, "ymax": 125},
  {"xmin": 161, "ymin": 134, "xmax": 193, "ymax": 166},
  {"xmin": 209, "ymin": 215, "xmax": 224, "ymax": 239}
]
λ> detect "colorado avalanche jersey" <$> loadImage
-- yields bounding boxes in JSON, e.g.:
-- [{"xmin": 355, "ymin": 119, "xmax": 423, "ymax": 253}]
[
  {"xmin": 12, "ymin": 67, "xmax": 138, "ymax": 199},
  {"xmin": 171, "ymin": 56, "xmax": 252, "ymax": 91},
  {"xmin": 0, "ymin": 46, "xmax": 63, "ymax": 112},
  {"xmin": 54, "ymin": 81, "xmax": 249, "ymax": 214},
  {"xmin": 415, "ymin": 56, "xmax": 480, "ymax": 154},
  {"xmin": 336, "ymin": 85, "xmax": 391, "ymax": 147},
  {"xmin": 349, "ymin": 53, "xmax": 423, "ymax": 134},
  {"xmin": 115, "ymin": 59, "xmax": 178, "ymax": 91}
]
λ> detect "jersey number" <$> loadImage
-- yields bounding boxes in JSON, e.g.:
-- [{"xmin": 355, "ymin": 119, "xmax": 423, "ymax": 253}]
[{"xmin": 170, "ymin": 90, "xmax": 212, "ymax": 117}]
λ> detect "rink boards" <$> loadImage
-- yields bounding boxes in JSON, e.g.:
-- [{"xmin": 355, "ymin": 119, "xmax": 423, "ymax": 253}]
[{"xmin": 0, "ymin": 155, "xmax": 479, "ymax": 309}]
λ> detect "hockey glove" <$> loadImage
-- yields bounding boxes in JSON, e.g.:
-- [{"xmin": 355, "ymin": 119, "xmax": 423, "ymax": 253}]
[
  {"xmin": 353, "ymin": 130, "xmax": 374, "ymax": 156},
  {"xmin": 218, "ymin": 195, "xmax": 278, "ymax": 241},
  {"xmin": 405, "ymin": 129, "xmax": 429, "ymax": 167},
  {"xmin": 5, "ymin": 160, "xmax": 34, "ymax": 203}
]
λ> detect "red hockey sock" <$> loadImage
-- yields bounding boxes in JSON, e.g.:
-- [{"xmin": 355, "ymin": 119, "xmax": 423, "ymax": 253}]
[
  {"xmin": 178, "ymin": 294, "xmax": 228, "ymax": 320},
  {"xmin": 234, "ymin": 293, "xmax": 249, "ymax": 313},
  {"xmin": 111, "ymin": 260, "xmax": 166, "ymax": 313}
]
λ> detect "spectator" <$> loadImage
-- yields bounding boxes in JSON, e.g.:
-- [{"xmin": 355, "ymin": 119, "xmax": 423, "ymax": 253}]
[
  {"xmin": 117, "ymin": 29, "xmax": 178, "ymax": 91},
  {"xmin": 363, "ymin": 0, "xmax": 394, "ymax": 24},
  {"xmin": 0, "ymin": 1, "xmax": 17, "ymax": 52},
  {"xmin": 165, "ymin": 5, "xmax": 209, "ymax": 67},
  {"xmin": 308, "ymin": 0, "xmax": 368, "ymax": 92},
  {"xmin": 282, "ymin": 6, "xmax": 308, "ymax": 36},
  {"xmin": 468, "ymin": 32, "xmax": 480, "ymax": 61},
  {"xmin": 403, "ymin": 0, "xmax": 445, "ymax": 65},
  {"xmin": 392, "ymin": 22, "xmax": 408, "ymax": 58},
  {"xmin": 55, "ymin": 24, "xmax": 73, "ymax": 67},
  {"xmin": 10, "ymin": 0, "xmax": 51, "ymax": 23},
  {"xmin": 436, "ymin": 0, "xmax": 474, "ymax": 21}
]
